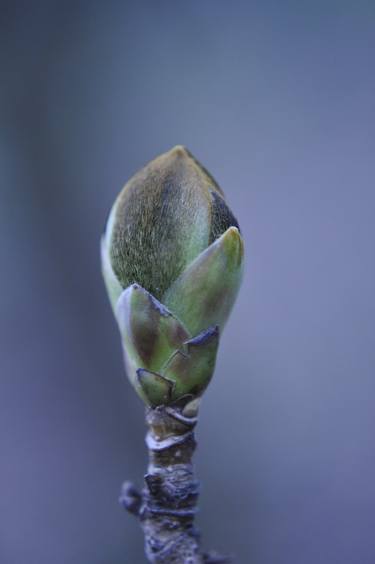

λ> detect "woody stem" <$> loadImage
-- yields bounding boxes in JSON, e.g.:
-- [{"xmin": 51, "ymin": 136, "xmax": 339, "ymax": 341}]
[{"xmin": 120, "ymin": 405, "xmax": 231, "ymax": 563}]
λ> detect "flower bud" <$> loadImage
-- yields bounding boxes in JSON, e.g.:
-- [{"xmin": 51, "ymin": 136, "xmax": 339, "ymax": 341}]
[{"xmin": 101, "ymin": 146, "xmax": 244, "ymax": 408}]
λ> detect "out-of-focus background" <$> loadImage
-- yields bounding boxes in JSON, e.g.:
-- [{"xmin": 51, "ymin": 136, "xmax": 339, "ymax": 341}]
[{"xmin": 1, "ymin": 2, "xmax": 375, "ymax": 563}]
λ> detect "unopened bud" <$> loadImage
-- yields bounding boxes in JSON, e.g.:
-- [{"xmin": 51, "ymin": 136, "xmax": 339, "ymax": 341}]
[{"xmin": 101, "ymin": 146, "xmax": 244, "ymax": 408}]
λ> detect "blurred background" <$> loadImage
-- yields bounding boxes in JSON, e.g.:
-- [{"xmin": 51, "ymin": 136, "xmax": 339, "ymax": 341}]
[{"xmin": 1, "ymin": 1, "xmax": 375, "ymax": 563}]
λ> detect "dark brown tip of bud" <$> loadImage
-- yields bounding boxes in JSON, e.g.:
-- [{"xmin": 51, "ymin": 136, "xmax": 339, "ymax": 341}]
[{"xmin": 209, "ymin": 190, "xmax": 240, "ymax": 244}]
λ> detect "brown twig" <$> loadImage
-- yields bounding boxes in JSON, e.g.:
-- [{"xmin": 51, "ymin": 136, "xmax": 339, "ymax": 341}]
[{"xmin": 120, "ymin": 406, "xmax": 231, "ymax": 564}]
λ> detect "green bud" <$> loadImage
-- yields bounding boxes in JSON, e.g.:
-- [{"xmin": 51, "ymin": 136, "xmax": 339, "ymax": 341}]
[{"xmin": 101, "ymin": 146, "xmax": 244, "ymax": 407}]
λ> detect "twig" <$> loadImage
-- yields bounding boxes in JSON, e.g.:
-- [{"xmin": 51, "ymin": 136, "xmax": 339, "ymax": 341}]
[{"xmin": 119, "ymin": 406, "xmax": 231, "ymax": 564}]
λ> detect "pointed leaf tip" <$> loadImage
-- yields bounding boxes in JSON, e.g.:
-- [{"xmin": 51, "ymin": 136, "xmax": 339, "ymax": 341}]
[
  {"xmin": 137, "ymin": 368, "xmax": 174, "ymax": 406},
  {"xmin": 163, "ymin": 227, "xmax": 244, "ymax": 335},
  {"xmin": 163, "ymin": 325, "xmax": 220, "ymax": 400}
]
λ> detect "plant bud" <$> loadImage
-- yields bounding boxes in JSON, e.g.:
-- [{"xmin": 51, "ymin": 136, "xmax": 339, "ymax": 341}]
[{"xmin": 102, "ymin": 146, "xmax": 244, "ymax": 408}]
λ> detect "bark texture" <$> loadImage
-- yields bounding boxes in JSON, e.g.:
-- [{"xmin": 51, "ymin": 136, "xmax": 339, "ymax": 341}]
[{"xmin": 120, "ymin": 405, "xmax": 231, "ymax": 564}]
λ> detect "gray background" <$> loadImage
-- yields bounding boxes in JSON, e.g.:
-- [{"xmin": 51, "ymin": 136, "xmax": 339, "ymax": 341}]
[{"xmin": 1, "ymin": 1, "xmax": 375, "ymax": 563}]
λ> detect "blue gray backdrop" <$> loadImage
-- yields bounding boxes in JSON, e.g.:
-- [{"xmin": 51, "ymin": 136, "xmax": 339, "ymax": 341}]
[{"xmin": 1, "ymin": 2, "xmax": 375, "ymax": 563}]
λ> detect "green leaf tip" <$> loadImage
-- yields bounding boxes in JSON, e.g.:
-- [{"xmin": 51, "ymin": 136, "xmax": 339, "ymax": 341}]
[
  {"xmin": 116, "ymin": 283, "xmax": 189, "ymax": 374},
  {"xmin": 163, "ymin": 226, "xmax": 244, "ymax": 336},
  {"xmin": 136, "ymin": 369, "xmax": 174, "ymax": 407}
]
